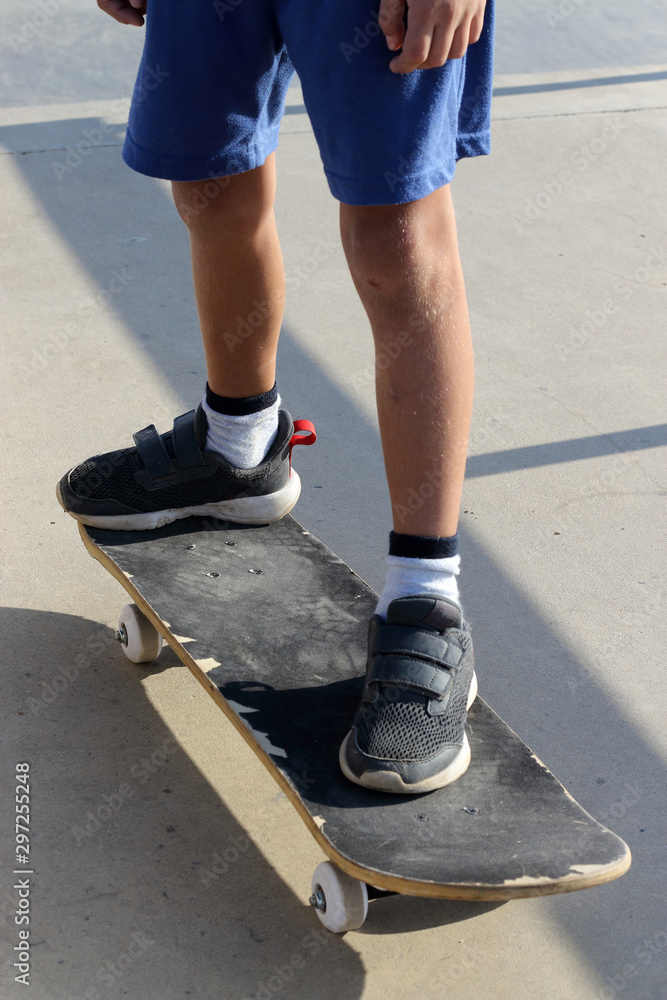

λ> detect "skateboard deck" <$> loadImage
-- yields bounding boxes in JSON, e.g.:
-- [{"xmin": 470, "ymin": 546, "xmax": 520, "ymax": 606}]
[{"xmin": 78, "ymin": 515, "xmax": 630, "ymax": 902}]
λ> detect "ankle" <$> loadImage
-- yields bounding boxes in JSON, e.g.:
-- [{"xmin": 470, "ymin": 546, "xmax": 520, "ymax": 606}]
[
  {"xmin": 375, "ymin": 532, "xmax": 461, "ymax": 619},
  {"xmin": 203, "ymin": 384, "xmax": 280, "ymax": 469}
]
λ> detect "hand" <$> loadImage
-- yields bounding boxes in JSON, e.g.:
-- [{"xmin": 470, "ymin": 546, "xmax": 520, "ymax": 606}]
[
  {"xmin": 98, "ymin": 0, "xmax": 147, "ymax": 27},
  {"xmin": 378, "ymin": 0, "xmax": 486, "ymax": 74}
]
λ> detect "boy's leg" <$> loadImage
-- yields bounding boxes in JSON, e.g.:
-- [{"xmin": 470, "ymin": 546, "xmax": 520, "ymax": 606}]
[
  {"xmin": 171, "ymin": 157, "xmax": 289, "ymax": 470},
  {"xmin": 340, "ymin": 184, "xmax": 472, "ymax": 541},
  {"xmin": 57, "ymin": 158, "xmax": 304, "ymax": 528},
  {"xmin": 172, "ymin": 156, "xmax": 284, "ymax": 400},
  {"xmin": 338, "ymin": 184, "xmax": 477, "ymax": 794},
  {"xmin": 56, "ymin": 1, "xmax": 309, "ymax": 526}
]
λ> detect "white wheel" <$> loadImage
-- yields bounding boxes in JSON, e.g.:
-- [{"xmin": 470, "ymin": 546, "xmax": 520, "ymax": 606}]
[
  {"xmin": 310, "ymin": 861, "xmax": 368, "ymax": 933},
  {"xmin": 116, "ymin": 604, "xmax": 163, "ymax": 664}
]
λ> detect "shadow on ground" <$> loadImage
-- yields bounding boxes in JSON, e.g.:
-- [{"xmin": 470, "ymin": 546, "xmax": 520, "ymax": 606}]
[
  {"xmin": 3, "ymin": 607, "xmax": 368, "ymax": 998},
  {"xmin": 4, "ymin": 119, "xmax": 665, "ymax": 996}
]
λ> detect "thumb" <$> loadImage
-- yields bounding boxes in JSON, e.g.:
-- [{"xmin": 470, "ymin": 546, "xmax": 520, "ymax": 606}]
[{"xmin": 378, "ymin": 0, "xmax": 406, "ymax": 51}]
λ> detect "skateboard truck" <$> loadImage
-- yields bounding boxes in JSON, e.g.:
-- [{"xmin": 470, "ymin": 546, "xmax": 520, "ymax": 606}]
[
  {"xmin": 308, "ymin": 888, "xmax": 326, "ymax": 911},
  {"xmin": 309, "ymin": 863, "xmax": 399, "ymax": 932},
  {"xmin": 309, "ymin": 862, "xmax": 369, "ymax": 933},
  {"xmin": 114, "ymin": 603, "xmax": 163, "ymax": 664}
]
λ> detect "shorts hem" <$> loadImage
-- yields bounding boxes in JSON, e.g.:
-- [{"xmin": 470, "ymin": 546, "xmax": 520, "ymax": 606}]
[
  {"xmin": 325, "ymin": 164, "xmax": 454, "ymax": 207},
  {"xmin": 456, "ymin": 130, "xmax": 492, "ymax": 162},
  {"xmin": 324, "ymin": 130, "xmax": 491, "ymax": 206},
  {"xmin": 122, "ymin": 127, "xmax": 281, "ymax": 181}
]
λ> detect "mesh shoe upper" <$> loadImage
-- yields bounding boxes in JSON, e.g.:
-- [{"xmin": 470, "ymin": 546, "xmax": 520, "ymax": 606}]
[
  {"xmin": 60, "ymin": 406, "xmax": 293, "ymax": 516},
  {"xmin": 354, "ymin": 664, "xmax": 473, "ymax": 762},
  {"xmin": 350, "ymin": 596, "xmax": 475, "ymax": 765}
]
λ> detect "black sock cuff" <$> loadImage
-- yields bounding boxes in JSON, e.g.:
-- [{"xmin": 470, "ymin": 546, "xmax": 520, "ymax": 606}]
[
  {"xmin": 205, "ymin": 383, "xmax": 278, "ymax": 416},
  {"xmin": 389, "ymin": 531, "xmax": 459, "ymax": 560}
]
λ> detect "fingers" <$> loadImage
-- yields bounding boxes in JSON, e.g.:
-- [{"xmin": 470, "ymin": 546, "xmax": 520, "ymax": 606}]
[
  {"xmin": 97, "ymin": 0, "xmax": 146, "ymax": 27},
  {"xmin": 446, "ymin": 19, "xmax": 474, "ymax": 61},
  {"xmin": 389, "ymin": 25, "xmax": 435, "ymax": 74},
  {"xmin": 378, "ymin": 0, "xmax": 407, "ymax": 51},
  {"xmin": 388, "ymin": 1, "xmax": 484, "ymax": 74},
  {"xmin": 468, "ymin": 11, "xmax": 484, "ymax": 45}
]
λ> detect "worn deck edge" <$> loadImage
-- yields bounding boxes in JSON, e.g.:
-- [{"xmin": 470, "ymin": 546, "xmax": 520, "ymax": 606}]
[{"xmin": 78, "ymin": 519, "xmax": 632, "ymax": 900}]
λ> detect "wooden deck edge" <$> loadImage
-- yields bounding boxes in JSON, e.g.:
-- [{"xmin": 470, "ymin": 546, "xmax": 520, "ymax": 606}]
[{"xmin": 78, "ymin": 522, "xmax": 632, "ymax": 902}]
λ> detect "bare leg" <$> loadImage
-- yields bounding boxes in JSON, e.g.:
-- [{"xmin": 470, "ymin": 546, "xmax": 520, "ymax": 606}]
[
  {"xmin": 172, "ymin": 154, "xmax": 284, "ymax": 398},
  {"xmin": 172, "ymin": 168, "xmax": 471, "ymax": 535},
  {"xmin": 339, "ymin": 185, "xmax": 473, "ymax": 538}
]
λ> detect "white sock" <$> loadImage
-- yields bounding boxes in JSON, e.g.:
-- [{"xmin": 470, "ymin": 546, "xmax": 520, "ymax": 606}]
[
  {"xmin": 375, "ymin": 554, "xmax": 461, "ymax": 619},
  {"xmin": 202, "ymin": 395, "xmax": 280, "ymax": 469}
]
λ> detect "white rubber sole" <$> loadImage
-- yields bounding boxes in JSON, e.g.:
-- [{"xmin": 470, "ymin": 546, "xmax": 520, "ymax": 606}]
[
  {"xmin": 59, "ymin": 469, "xmax": 301, "ymax": 531},
  {"xmin": 339, "ymin": 670, "xmax": 478, "ymax": 795}
]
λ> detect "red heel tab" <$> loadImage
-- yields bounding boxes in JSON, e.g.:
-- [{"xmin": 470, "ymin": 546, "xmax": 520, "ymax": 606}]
[
  {"xmin": 290, "ymin": 420, "xmax": 317, "ymax": 448},
  {"xmin": 289, "ymin": 420, "xmax": 316, "ymax": 467}
]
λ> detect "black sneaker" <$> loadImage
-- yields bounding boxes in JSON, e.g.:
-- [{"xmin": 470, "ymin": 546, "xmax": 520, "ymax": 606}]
[
  {"xmin": 339, "ymin": 595, "xmax": 477, "ymax": 794},
  {"xmin": 56, "ymin": 406, "xmax": 314, "ymax": 530}
]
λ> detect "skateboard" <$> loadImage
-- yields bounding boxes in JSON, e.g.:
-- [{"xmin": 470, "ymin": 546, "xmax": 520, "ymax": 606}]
[{"xmin": 75, "ymin": 514, "xmax": 631, "ymax": 931}]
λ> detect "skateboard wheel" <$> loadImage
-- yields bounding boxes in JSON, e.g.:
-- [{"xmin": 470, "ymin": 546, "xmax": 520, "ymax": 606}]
[
  {"xmin": 309, "ymin": 862, "xmax": 368, "ymax": 933},
  {"xmin": 116, "ymin": 604, "xmax": 163, "ymax": 664}
]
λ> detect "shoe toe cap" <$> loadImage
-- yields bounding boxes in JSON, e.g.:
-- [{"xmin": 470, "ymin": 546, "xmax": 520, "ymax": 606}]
[
  {"xmin": 56, "ymin": 471, "xmax": 137, "ymax": 518},
  {"xmin": 339, "ymin": 727, "xmax": 469, "ymax": 794}
]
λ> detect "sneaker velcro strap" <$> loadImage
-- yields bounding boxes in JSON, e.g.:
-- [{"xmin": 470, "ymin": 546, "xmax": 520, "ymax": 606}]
[
  {"xmin": 133, "ymin": 424, "xmax": 175, "ymax": 480},
  {"xmin": 367, "ymin": 653, "xmax": 455, "ymax": 699},
  {"xmin": 375, "ymin": 625, "xmax": 463, "ymax": 668},
  {"xmin": 172, "ymin": 411, "xmax": 206, "ymax": 470}
]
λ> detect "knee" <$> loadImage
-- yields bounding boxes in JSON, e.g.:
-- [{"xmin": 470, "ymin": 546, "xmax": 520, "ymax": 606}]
[
  {"xmin": 341, "ymin": 205, "xmax": 430, "ymax": 295},
  {"xmin": 172, "ymin": 171, "xmax": 274, "ymax": 238}
]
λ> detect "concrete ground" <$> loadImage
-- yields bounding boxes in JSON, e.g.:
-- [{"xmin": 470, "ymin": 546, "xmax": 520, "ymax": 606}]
[{"xmin": 1, "ymin": 2, "xmax": 666, "ymax": 998}]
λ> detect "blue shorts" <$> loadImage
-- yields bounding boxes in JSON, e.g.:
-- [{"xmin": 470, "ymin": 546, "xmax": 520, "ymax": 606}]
[{"xmin": 123, "ymin": 0, "xmax": 494, "ymax": 206}]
